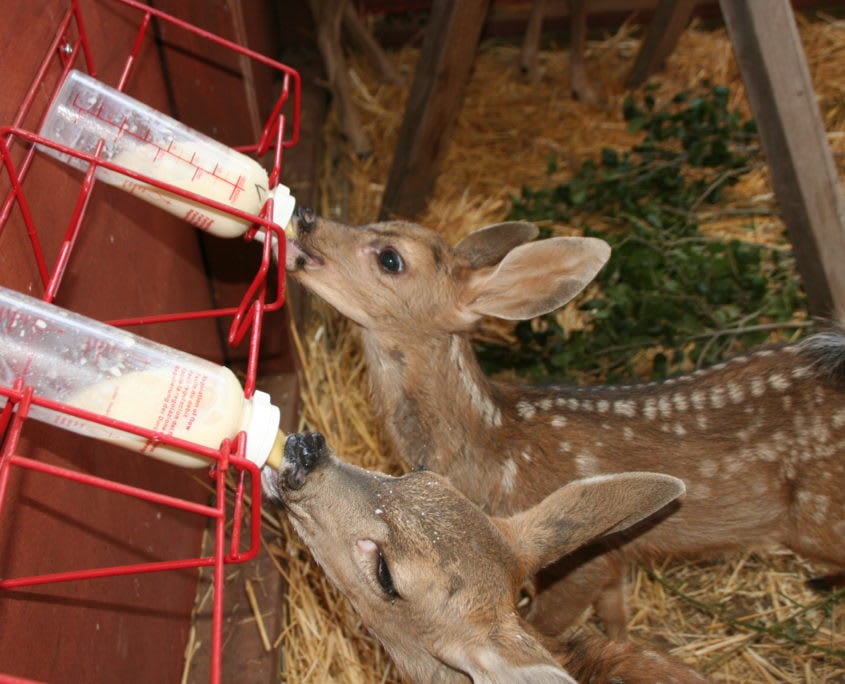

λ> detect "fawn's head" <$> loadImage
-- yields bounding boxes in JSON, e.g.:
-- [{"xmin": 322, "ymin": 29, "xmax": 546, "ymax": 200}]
[
  {"xmin": 266, "ymin": 432, "xmax": 685, "ymax": 683},
  {"xmin": 284, "ymin": 211, "xmax": 610, "ymax": 335}
]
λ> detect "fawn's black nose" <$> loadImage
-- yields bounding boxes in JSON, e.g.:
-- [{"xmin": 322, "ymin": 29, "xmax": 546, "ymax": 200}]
[
  {"xmin": 295, "ymin": 207, "xmax": 317, "ymax": 233},
  {"xmin": 283, "ymin": 432, "xmax": 328, "ymax": 490}
]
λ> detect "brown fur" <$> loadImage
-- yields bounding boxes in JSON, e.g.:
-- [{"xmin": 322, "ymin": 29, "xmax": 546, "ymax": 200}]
[{"xmin": 284, "ymin": 214, "xmax": 845, "ymax": 639}]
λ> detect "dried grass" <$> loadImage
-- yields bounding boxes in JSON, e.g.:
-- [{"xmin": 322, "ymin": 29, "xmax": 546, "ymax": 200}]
[{"xmin": 267, "ymin": 13, "xmax": 845, "ymax": 682}]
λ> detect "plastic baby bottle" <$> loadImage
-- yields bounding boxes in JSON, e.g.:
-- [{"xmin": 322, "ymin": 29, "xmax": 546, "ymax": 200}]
[
  {"xmin": 37, "ymin": 70, "xmax": 296, "ymax": 239},
  {"xmin": 0, "ymin": 286, "xmax": 284, "ymax": 469}
]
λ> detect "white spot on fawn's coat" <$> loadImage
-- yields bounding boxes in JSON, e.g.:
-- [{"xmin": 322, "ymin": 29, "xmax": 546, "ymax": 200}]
[
  {"xmin": 769, "ymin": 373, "xmax": 790, "ymax": 392},
  {"xmin": 517, "ymin": 400, "xmax": 536, "ymax": 420},
  {"xmin": 727, "ymin": 382, "xmax": 745, "ymax": 404},
  {"xmin": 576, "ymin": 451, "xmax": 598, "ymax": 477},
  {"xmin": 501, "ymin": 458, "xmax": 518, "ymax": 494},
  {"xmin": 613, "ymin": 400, "xmax": 637, "ymax": 418}
]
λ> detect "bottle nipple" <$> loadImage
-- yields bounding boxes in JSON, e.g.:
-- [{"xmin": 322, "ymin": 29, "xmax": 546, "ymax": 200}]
[{"xmin": 266, "ymin": 429, "xmax": 286, "ymax": 469}]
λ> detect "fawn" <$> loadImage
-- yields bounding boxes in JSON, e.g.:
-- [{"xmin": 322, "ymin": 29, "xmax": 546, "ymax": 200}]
[
  {"xmin": 282, "ymin": 212, "xmax": 845, "ymax": 639},
  {"xmin": 267, "ymin": 431, "xmax": 706, "ymax": 683}
]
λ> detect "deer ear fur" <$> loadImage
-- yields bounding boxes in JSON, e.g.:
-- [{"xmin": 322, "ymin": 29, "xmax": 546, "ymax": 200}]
[
  {"xmin": 501, "ymin": 473, "xmax": 685, "ymax": 576},
  {"xmin": 454, "ymin": 221, "xmax": 540, "ymax": 269},
  {"xmin": 468, "ymin": 661, "xmax": 578, "ymax": 684},
  {"xmin": 453, "ymin": 628, "xmax": 578, "ymax": 684},
  {"xmin": 460, "ymin": 237, "xmax": 610, "ymax": 321}
]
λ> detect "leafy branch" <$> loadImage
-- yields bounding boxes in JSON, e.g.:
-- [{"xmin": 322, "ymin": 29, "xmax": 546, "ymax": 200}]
[{"xmin": 478, "ymin": 84, "xmax": 807, "ymax": 383}]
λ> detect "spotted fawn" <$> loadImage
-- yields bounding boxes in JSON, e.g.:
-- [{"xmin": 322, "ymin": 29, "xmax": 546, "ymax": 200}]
[{"xmin": 283, "ymin": 212, "xmax": 845, "ymax": 639}]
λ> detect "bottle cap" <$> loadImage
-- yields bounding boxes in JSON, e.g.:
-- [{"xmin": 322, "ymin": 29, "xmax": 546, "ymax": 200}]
[
  {"xmin": 244, "ymin": 389, "xmax": 281, "ymax": 467},
  {"xmin": 271, "ymin": 184, "xmax": 296, "ymax": 237}
]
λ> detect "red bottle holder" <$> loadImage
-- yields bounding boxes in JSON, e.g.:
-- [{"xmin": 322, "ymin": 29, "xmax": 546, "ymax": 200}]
[{"xmin": 0, "ymin": 1, "xmax": 300, "ymax": 682}]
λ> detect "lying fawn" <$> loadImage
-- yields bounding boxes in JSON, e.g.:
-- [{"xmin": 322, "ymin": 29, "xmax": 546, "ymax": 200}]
[
  {"xmin": 267, "ymin": 431, "xmax": 706, "ymax": 683},
  {"xmin": 282, "ymin": 212, "xmax": 845, "ymax": 639}
]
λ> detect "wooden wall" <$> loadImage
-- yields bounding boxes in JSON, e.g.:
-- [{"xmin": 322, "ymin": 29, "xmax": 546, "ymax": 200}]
[{"xmin": 0, "ymin": 1, "xmax": 286, "ymax": 681}]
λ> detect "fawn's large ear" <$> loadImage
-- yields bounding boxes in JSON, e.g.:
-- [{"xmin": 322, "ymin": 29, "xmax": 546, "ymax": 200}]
[
  {"xmin": 450, "ymin": 617, "xmax": 578, "ymax": 684},
  {"xmin": 500, "ymin": 473, "xmax": 685, "ymax": 576},
  {"xmin": 459, "ymin": 236, "xmax": 610, "ymax": 321},
  {"xmin": 468, "ymin": 662, "xmax": 577, "ymax": 684},
  {"xmin": 454, "ymin": 221, "xmax": 540, "ymax": 269}
]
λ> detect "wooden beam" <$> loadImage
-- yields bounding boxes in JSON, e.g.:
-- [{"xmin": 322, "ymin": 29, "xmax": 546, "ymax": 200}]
[
  {"xmin": 379, "ymin": 0, "xmax": 491, "ymax": 220},
  {"xmin": 720, "ymin": 0, "xmax": 845, "ymax": 318},
  {"xmin": 625, "ymin": 0, "xmax": 697, "ymax": 88}
]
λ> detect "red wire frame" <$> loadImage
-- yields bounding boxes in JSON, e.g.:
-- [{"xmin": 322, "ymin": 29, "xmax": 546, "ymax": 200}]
[{"xmin": 0, "ymin": 1, "xmax": 300, "ymax": 682}]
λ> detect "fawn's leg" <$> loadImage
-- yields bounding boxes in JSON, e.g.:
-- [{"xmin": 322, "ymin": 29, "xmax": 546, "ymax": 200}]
[
  {"xmin": 341, "ymin": 2, "xmax": 401, "ymax": 84},
  {"xmin": 520, "ymin": 0, "xmax": 546, "ymax": 79},
  {"xmin": 525, "ymin": 550, "xmax": 629, "ymax": 639},
  {"xmin": 309, "ymin": 0, "xmax": 372, "ymax": 157},
  {"xmin": 593, "ymin": 571, "xmax": 630, "ymax": 641},
  {"xmin": 568, "ymin": 0, "xmax": 600, "ymax": 106},
  {"xmin": 787, "ymin": 471, "xmax": 845, "ymax": 587}
]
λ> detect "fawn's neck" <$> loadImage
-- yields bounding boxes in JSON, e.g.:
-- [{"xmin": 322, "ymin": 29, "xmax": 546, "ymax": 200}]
[{"xmin": 362, "ymin": 329, "xmax": 502, "ymax": 469}]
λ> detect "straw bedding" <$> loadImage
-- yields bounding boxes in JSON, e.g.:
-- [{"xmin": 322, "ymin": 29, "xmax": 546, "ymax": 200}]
[{"xmin": 264, "ymin": 12, "xmax": 845, "ymax": 682}]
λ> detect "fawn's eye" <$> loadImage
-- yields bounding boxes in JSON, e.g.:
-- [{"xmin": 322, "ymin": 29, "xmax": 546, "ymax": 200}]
[
  {"xmin": 376, "ymin": 548, "xmax": 400, "ymax": 599},
  {"xmin": 377, "ymin": 247, "xmax": 404, "ymax": 274}
]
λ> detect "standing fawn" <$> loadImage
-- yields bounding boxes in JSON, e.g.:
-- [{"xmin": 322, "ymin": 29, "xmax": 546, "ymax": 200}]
[
  {"xmin": 310, "ymin": 0, "xmax": 601, "ymax": 157},
  {"xmin": 267, "ymin": 431, "xmax": 706, "ymax": 683},
  {"xmin": 521, "ymin": 0, "xmax": 599, "ymax": 106},
  {"xmin": 282, "ymin": 212, "xmax": 845, "ymax": 640}
]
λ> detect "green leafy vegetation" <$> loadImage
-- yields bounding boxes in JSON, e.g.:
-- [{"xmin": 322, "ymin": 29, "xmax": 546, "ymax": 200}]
[{"xmin": 478, "ymin": 85, "xmax": 807, "ymax": 383}]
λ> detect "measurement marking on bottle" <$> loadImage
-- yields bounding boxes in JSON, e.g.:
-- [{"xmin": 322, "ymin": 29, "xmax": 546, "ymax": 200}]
[{"xmin": 70, "ymin": 91, "xmax": 247, "ymax": 198}]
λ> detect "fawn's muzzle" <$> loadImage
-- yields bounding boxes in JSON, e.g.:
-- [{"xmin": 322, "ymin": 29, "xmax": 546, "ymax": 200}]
[
  {"xmin": 282, "ymin": 431, "xmax": 328, "ymax": 490},
  {"xmin": 295, "ymin": 207, "xmax": 317, "ymax": 233}
]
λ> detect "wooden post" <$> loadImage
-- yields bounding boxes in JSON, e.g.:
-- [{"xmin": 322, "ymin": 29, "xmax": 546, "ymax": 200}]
[
  {"xmin": 720, "ymin": 0, "xmax": 845, "ymax": 318},
  {"xmin": 379, "ymin": 0, "xmax": 491, "ymax": 220},
  {"xmin": 626, "ymin": 0, "xmax": 697, "ymax": 88}
]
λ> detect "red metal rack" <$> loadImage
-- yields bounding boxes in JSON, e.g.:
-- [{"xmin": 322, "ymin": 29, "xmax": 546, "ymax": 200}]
[{"xmin": 0, "ymin": 1, "xmax": 300, "ymax": 682}]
